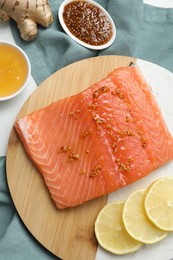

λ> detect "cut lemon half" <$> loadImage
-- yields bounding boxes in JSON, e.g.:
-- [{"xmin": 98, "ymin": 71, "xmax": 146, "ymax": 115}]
[
  {"xmin": 123, "ymin": 189, "xmax": 168, "ymax": 244},
  {"xmin": 145, "ymin": 177, "xmax": 173, "ymax": 231},
  {"xmin": 95, "ymin": 202, "xmax": 142, "ymax": 255}
]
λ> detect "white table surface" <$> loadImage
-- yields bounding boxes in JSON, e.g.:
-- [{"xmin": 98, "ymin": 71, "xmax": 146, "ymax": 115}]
[{"xmin": 1, "ymin": 0, "xmax": 173, "ymax": 157}]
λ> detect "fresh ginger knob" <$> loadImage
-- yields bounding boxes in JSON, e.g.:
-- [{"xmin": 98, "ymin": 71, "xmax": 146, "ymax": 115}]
[{"xmin": 0, "ymin": 0, "xmax": 53, "ymax": 41}]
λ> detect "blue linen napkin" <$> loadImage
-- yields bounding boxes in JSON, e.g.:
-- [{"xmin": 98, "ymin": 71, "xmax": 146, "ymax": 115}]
[{"xmin": 1, "ymin": 0, "xmax": 173, "ymax": 259}]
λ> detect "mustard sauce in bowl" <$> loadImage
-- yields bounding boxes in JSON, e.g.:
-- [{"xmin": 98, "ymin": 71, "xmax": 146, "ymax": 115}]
[
  {"xmin": 58, "ymin": 0, "xmax": 116, "ymax": 50},
  {"xmin": 0, "ymin": 41, "xmax": 31, "ymax": 101}
]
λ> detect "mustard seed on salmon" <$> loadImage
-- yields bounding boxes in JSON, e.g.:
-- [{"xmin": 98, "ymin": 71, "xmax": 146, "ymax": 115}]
[{"xmin": 15, "ymin": 66, "xmax": 173, "ymax": 209}]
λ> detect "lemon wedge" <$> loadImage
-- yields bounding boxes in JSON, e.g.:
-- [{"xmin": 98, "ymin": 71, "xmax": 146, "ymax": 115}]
[
  {"xmin": 95, "ymin": 202, "xmax": 142, "ymax": 255},
  {"xmin": 123, "ymin": 189, "xmax": 168, "ymax": 244},
  {"xmin": 145, "ymin": 177, "xmax": 173, "ymax": 231}
]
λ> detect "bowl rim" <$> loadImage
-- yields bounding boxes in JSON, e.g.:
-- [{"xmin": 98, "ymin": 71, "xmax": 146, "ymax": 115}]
[
  {"xmin": 58, "ymin": 0, "xmax": 116, "ymax": 50},
  {"xmin": 0, "ymin": 40, "xmax": 31, "ymax": 101}
]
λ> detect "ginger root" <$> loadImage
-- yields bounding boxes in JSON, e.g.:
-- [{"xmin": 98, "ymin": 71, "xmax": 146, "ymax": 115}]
[{"xmin": 0, "ymin": 0, "xmax": 53, "ymax": 41}]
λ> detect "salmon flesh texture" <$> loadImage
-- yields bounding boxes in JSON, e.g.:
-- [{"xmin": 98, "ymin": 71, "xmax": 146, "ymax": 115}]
[{"xmin": 15, "ymin": 66, "xmax": 173, "ymax": 209}]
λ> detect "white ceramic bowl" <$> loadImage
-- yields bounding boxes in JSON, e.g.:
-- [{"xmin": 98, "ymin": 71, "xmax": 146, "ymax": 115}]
[
  {"xmin": 0, "ymin": 41, "xmax": 31, "ymax": 101},
  {"xmin": 58, "ymin": 0, "xmax": 116, "ymax": 50}
]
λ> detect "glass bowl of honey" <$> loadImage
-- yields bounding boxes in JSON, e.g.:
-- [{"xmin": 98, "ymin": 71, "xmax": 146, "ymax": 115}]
[
  {"xmin": 58, "ymin": 0, "xmax": 116, "ymax": 50},
  {"xmin": 0, "ymin": 41, "xmax": 31, "ymax": 101}
]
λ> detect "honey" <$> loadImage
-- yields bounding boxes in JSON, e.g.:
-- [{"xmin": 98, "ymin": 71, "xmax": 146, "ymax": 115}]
[{"xmin": 0, "ymin": 44, "xmax": 28, "ymax": 97}]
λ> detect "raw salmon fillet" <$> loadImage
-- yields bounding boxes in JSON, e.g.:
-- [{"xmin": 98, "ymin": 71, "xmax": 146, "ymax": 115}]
[{"xmin": 15, "ymin": 66, "xmax": 173, "ymax": 209}]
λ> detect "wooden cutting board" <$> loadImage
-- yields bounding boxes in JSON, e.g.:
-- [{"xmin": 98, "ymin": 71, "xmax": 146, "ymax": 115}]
[{"xmin": 6, "ymin": 56, "xmax": 136, "ymax": 259}]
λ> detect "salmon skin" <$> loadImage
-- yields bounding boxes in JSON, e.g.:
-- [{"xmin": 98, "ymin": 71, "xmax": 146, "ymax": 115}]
[{"xmin": 15, "ymin": 66, "xmax": 173, "ymax": 209}]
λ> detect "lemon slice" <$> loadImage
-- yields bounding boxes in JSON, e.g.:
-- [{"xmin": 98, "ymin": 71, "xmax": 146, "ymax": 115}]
[
  {"xmin": 123, "ymin": 189, "xmax": 167, "ymax": 244},
  {"xmin": 145, "ymin": 177, "xmax": 173, "ymax": 231},
  {"xmin": 95, "ymin": 202, "xmax": 142, "ymax": 255}
]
